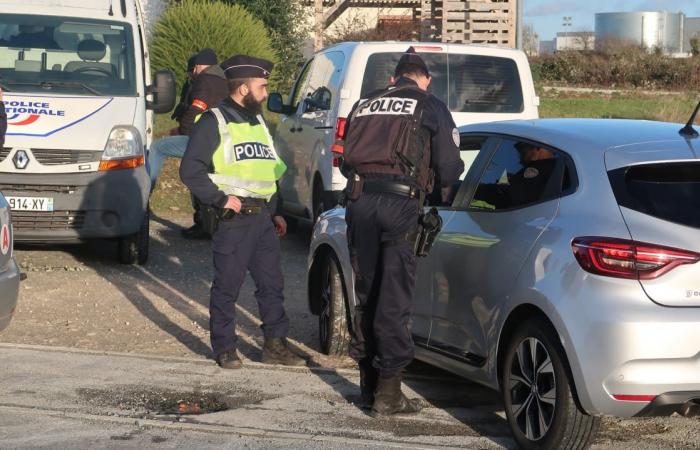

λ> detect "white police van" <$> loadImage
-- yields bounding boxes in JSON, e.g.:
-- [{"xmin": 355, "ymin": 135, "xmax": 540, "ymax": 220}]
[
  {"xmin": 268, "ymin": 42, "xmax": 539, "ymax": 224},
  {"xmin": 0, "ymin": 0, "xmax": 174, "ymax": 264}
]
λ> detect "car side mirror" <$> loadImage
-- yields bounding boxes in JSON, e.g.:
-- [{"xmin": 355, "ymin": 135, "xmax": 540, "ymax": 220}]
[
  {"xmin": 267, "ymin": 93, "xmax": 296, "ymax": 115},
  {"xmin": 146, "ymin": 69, "xmax": 176, "ymax": 114}
]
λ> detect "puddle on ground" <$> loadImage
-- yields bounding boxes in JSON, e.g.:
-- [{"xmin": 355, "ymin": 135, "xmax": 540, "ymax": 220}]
[{"xmin": 77, "ymin": 386, "xmax": 274, "ymax": 416}]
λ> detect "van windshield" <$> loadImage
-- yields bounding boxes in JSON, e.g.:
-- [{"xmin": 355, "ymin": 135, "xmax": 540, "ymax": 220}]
[
  {"xmin": 0, "ymin": 14, "xmax": 136, "ymax": 96},
  {"xmin": 360, "ymin": 52, "xmax": 524, "ymax": 114}
]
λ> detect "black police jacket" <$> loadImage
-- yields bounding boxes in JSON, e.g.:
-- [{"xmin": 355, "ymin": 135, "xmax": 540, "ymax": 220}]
[
  {"xmin": 178, "ymin": 64, "xmax": 228, "ymax": 136},
  {"xmin": 180, "ymin": 97, "xmax": 283, "ymax": 215},
  {"xmin": 343, "ymin": 77, "xmax": 464, "ymax": 191}
]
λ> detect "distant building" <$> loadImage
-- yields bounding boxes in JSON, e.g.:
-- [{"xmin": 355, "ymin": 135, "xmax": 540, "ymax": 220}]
[
  {"xmin": 555, "ymin": 31, "xmax": 595, "ymax": 51},
  {"xmin": 302, "ymin": 0, "xmax": 520, "ymax": 49},
  {"xmin": 595, "ymin": 11, "xmax": 684, "ymax": 54},
  {"xmin": 539, "ymin": 39, "xmax": 555, "ymax": 54}
]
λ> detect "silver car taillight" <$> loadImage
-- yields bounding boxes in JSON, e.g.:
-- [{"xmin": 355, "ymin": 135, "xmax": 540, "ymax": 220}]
[{"xmin": 572, "ymin": 237, "xmax": 700, "ymax": 280}]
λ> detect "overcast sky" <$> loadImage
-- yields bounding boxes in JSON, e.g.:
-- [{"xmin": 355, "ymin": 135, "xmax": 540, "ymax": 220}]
[{"xmin": 525, "ymin": 0, "xmax": 700, "ymax": 40}]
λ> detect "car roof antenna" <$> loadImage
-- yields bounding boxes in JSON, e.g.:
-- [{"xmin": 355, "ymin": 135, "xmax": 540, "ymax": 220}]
[
  {"xmin": 108, "ymin": 0, "xmax": 114, "ymax": 16},
  {"xmin": 679, "ymin": 99, "xmax": 700, "ymax": 138}
]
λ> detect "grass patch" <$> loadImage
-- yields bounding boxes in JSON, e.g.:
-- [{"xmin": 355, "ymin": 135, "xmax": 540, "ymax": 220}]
[{"xmin": 539, "ymin": 90, "xmax": 697, "ymax": 122}]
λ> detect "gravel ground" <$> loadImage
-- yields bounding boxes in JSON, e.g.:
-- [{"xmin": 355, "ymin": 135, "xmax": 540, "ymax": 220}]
[{"xmin": 1, "ymin": 213, "xmax": 699, "ymax": 449}]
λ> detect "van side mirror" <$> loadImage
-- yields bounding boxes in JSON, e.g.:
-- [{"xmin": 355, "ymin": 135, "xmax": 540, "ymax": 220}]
[
  {"xmin": 146, "ymin": 69, "xmax": 176, "ymax": 114},
  {"xmin": 267, "ymin": 93, "xmax": 296, "ymax": 115}
]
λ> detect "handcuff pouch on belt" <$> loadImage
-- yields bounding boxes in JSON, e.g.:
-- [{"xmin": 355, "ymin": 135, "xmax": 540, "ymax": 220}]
[{"xmin": 414, "ymin": 207, "xmax": 442, "ymax": 257}]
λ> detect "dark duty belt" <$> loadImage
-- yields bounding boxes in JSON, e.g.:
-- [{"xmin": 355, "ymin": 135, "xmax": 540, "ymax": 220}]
[
  {"xmin": 219, "ymin": 198, "xmax": 268, "ymax": 220},
  {"xmin": 363, "ymin": 180, "xmax": 423, "ymax": 199}
]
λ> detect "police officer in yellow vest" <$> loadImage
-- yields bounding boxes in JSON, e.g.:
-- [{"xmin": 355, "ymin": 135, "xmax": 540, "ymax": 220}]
[{"xmin": 180, "ymin": 55, "xmax": 305, "ymax": 369}]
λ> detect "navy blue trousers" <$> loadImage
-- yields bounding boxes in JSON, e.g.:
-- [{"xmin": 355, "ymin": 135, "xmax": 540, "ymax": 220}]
[
  {"xmin": 209, "ymin": 210, "xmax": 289, "ymax": 357},
  {"xmin": 346, "ymin": 192, "xmax": 420, "ymax": 377}
]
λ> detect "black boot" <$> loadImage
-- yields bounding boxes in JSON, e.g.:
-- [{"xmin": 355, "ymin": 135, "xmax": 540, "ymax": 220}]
[
  {"xmin": 262, "ymin": 337, "xmax": 306, "ymax": 366},
  {"xmin": 216, "ymin": 349, "xmax": 243, "ymax": 369},
  {"xmin": 371, "ymin": 373, "xmax": 422, "ymax": 417},
  {"xmin": 359, "ymin": 361, "xmax": 378, "ymax": 407}
]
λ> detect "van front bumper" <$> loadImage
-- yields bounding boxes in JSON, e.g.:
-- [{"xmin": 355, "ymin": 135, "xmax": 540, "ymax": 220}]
[{"xmin": 1, "ymin": 167, "xmax": 149, "ymax": 242}]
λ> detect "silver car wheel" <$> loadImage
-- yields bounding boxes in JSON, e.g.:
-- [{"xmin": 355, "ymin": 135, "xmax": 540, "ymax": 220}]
[
  {"xmin": 319, "ymin": 262, "xmax": 332, "ymax": 347},
  {"xmin": 509, "ymin": 337, "xmax": 557, "ymax": 441}
]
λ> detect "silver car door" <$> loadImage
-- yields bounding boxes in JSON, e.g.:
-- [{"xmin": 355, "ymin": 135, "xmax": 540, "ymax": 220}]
[
  {"xmin": 428, "ymin": 137, "xmax": 564, "ymax": 368},
  {"xmin": 412, "ymin": 134, "xmax": 493, "ymax": 348}
]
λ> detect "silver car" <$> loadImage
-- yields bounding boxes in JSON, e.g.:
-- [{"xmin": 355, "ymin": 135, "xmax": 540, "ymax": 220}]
[
  {"xmin": 0, "ymin": 191, "xmax": 20, "ymax": 332},
  {"xmin": 307, "ymin": 118, "xmax": 700, "ymax": 449}
]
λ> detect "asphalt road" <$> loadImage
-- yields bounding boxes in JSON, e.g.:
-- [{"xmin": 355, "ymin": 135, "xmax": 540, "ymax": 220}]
[{"xmin": 1, "ymin": 213, "xmax": 699, "ymax": 449}]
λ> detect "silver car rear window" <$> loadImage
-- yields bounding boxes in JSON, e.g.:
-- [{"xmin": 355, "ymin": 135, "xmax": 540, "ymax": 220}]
[{"xmin": 609, "ymin": 162, "xmax": 700, "ymax": 228}]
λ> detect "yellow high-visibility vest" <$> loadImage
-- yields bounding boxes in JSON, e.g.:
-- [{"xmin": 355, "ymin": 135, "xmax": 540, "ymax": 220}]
[{"xmin": 206, "ymin": 108, "xmax": 286, "ymax": 200}]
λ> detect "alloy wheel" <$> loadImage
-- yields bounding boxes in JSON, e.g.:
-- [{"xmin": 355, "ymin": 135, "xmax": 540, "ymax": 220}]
[
  {"xmin": 318, "ymin": 262, "xmax": 332, "ymax": 347},
  {"xmin": 509, "ymin": 337, "xmax": 557, "ymax": 441}
]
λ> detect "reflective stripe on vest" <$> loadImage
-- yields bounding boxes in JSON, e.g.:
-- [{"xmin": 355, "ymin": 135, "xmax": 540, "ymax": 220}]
[{"xmin": 206, "ymin": 108, "xmax": 286, "ymax": 200}]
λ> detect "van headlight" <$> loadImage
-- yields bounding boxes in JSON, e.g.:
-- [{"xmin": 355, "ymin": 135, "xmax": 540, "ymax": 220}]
[
  {"xmin": 100, "ymin": 126, "xmax": 145, "ymax": 171},
  {"xmin": 103, "ymin": 126, "xmax": 143, "ymax": 159}
]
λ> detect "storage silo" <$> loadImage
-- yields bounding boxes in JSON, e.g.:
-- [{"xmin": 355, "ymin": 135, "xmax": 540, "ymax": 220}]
[{"xmin": 595, "ymin": 11, "xmax": 684, "ymax": 54}]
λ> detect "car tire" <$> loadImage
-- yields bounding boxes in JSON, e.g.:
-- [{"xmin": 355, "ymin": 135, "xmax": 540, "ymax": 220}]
[
  {"xmin": 118, "ymin": 208, "xmax": 149, "ymax": 265},
  {"xmin": 318, "ymin": 252, "xmax": 350, "ymax": 356},
  {"xmin": 312, "ymin": 180, "xmax": 332, "ymax": 225},
  {"xmin": 502, "ymin": 318, "xmax": 600, "ymax": 450}
]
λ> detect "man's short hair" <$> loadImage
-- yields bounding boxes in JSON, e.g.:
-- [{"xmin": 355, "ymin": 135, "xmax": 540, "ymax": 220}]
[
  {"xmin": 395, "ymin": 62, "xmax": 430, "ymax": 79},
  {"xmin": 227, "ymin": 77, "xmax": 253, "ymax": 93}
]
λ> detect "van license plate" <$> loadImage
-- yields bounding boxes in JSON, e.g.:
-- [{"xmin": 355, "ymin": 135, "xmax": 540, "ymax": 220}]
[{"xmin": 6, "ymin": 196, "xmax": 54, "ymax": 212}]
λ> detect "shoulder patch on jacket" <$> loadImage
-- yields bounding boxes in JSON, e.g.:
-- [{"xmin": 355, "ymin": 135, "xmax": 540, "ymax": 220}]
[{"xmin": 192, "ymin": 99, "xmax": 208, "ymax": 110}]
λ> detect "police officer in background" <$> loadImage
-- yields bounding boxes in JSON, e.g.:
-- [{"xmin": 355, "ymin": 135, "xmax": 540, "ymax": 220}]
[
  {"xmin": 342, "ymin": 48, "xmax": 464, "ymax": 416},
  {"xmin": 180, "ymin": 55, "xmax": 305, "ymax": 369},
  {"xmin": 148, "ymin": 48, "xmax": 228, "ymax": 239}
]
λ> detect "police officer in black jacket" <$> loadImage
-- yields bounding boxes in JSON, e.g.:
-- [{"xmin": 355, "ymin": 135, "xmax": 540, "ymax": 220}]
[
  {"xmin": 147, "ymin": 48, "xmax": 228, "ymax": 239},
  {"xmin": 342, "ymin": 48, "xmax": 464, "ymax": 416}
]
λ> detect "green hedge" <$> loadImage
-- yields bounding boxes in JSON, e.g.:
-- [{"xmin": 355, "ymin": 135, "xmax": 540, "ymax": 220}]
[
  {"xmin": 149, "ymin": 0, "xmax": 277, "ymax": 92},
  {"xmin": 532, "ymin": 49, "xmax": 700, "ymax": 90}
]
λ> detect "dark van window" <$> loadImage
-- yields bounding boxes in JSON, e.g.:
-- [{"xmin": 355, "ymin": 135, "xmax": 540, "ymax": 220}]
[
  {"xmin": 0, "ymin": 13, "xmax": 136, "ymax": 96},
  {"xmin": 360, "ymin": 52, "xmax": 448, "ymax": 104},
  {"xmin": 470, "ymin": 139, "xmax": 567, "ymax": 211},
  {"xmin": 609, "ymin": 162, "xmax": 700, "ymax": 228},
  {"xmin": 449, "ymin": 55, "xmax": 523, "ymax": 113},
  {"xmin": 360, "ymin": 52, "xmax": 523, "ymax": 113}
]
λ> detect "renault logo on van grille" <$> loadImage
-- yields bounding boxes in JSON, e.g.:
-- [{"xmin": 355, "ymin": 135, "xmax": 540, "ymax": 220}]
[{"xmin": 13, "ymin": 150, "xmax": 30, "ymax": 170}]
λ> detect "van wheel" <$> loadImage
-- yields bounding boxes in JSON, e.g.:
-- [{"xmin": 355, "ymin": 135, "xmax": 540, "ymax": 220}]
[
  {"xmin": 318, "ymin": 252, "xmax": 350, "ymax": 356},
  {"xmin": 502, "ymin": 318, "xmax": 600, "ymax": 450},
  {"xmin": 118, "ymin": 209, "xmax": 150, "ymax": 265}
]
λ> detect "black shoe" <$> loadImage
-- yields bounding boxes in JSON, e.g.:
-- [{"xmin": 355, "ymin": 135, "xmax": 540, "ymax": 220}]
[
  {"xmin": 371, "ymin": 373, "xmax": 422, "ymax": 417},
  {"xmin": 181, "ymin": 224, "xmax": 210, "ymax": 240},
  {"xmin": 359, "ymin": 360, "xmax": 378, "ymax": 407},
  {"xmin": 216, "ymin": 350, "xmax": 243, "ymax": 369},
  {"xmin": 262, "ymin": 338, "xmax": 306, "ymax": 366}
]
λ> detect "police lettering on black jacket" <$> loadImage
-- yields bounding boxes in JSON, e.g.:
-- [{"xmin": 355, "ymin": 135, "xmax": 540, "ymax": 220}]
[{"xmin": 343, "ymin": 77, "xmax": 464, "ymax": 192}]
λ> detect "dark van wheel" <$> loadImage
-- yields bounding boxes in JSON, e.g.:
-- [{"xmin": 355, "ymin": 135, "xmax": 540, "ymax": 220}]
[
  {"xmin": 502, "ymin": 318, "xmax": 600, "ymax": 450},
  {"xmin": 118, "ymin": 209, "xmax": 150, "ymax": 265},
  {"xmin": 318, "ymin": 253, "xmax": 350, "ymax": 356}
]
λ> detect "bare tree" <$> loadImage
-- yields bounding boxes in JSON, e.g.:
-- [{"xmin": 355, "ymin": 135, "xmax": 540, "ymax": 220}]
[{"xmin": 522, "ymin": 23, "xmax": 539, "ymax": 57}]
